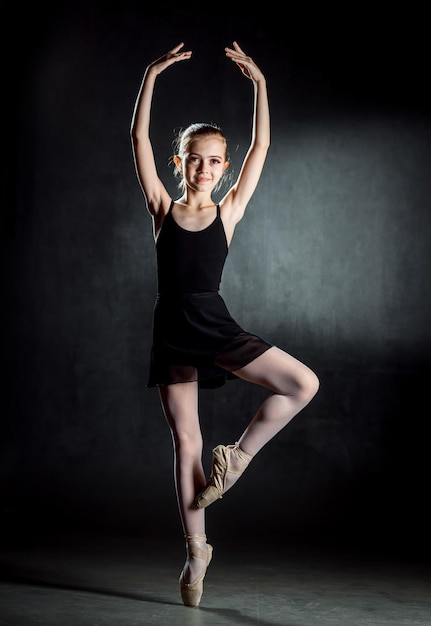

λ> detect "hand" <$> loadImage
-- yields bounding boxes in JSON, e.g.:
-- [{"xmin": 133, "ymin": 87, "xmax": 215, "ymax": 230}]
[
  {"xmin": 149, "ymin": 42, "xmax": 192, "ymax": 76},
  {"xmin": 225, "ymin": 41, "xmax": 264, "ymax": 82}
]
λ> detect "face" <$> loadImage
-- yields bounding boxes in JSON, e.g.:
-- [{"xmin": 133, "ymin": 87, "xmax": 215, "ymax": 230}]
[{"xmin": 175, "ymin": 136, "xmax": 228, "ymax": 192}]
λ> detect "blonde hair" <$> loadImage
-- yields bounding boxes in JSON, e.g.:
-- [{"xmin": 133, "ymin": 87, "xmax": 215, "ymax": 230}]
[{"xmin": 171, "ymin": 123, "xmax": 231, "ymax": 193}]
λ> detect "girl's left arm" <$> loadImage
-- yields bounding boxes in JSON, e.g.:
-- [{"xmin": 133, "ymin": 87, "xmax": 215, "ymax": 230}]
[{"xmin": 221, "ymin": 42, "xmax": 270, "ymax": 225}]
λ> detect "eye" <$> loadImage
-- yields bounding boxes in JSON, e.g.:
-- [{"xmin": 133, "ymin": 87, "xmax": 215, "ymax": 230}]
[
  {"xmin": 211, "ymin": 159, "xmax": 222, "ymax": 165},
  {"xmin": 187, "ymin": 155, "xmax": 200, "ymax": 163}
]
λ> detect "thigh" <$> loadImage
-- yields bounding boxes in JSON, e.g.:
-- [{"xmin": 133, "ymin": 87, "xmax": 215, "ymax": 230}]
[
  {"xmin": 159, "ymin": 381, "xmax": 200, "ymax": 434},
  {"xmin": 234, "ymin": 346, "xmax": 317, "ymax": 396}
]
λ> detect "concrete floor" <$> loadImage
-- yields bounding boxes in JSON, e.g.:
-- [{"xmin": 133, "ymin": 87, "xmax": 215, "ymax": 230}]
[{"xmin": 1, "ymin": 533, "xmax": 430, "ymax": 626}]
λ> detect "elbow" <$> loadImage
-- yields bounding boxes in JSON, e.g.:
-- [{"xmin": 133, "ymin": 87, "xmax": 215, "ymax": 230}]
[
  {"xmin": 265, "ymin": 131, "xmax": 271, "ymax": 150},
  {"xmin": 130, "ymin": 118, "xmax": 143, "ymax": 143},
  {"xmin": 257, "ymin": 139, "xmax": 270, "ymax": 154},
  {"xmin": 130, "ymin": 123, "xmax": 138, "ymax": 143},
  {"xmin": 131, "ymin": 128, "xmax": 148, "ymax": 149},
  {"xmin": 255, "ymin": 133, "xmax": 270, "ymax": 152},
  {"xmin": 131, "ymin": 131, "xmax": 144, "ymax": 152}
]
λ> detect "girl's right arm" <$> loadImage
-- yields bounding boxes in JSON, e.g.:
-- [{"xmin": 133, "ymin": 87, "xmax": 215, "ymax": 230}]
[{"xmin": 130, "ymin": 43, "xmax": 192, "ymax": 228}]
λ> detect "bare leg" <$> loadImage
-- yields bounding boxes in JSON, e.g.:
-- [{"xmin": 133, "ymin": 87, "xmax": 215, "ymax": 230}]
[
  {"xmin": 234, "ymin": 346, "xmax": 319, "ymax": 457},
  {"xmin": 196, "ymin": 346, "xmax": 319, "ymax": 506},
  {"xmin": 159, "ymin": 382, "xmax": 210, "ymax": 586}
]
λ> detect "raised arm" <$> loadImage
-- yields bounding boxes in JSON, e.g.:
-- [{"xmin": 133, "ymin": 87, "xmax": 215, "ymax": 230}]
[
  {"xmin": 130, "ymin": 43, "xmax": 192, "ymax": 223},
  {"xmin": 220, "ymin": 42, "xmax": 270, "ymax": 228}
]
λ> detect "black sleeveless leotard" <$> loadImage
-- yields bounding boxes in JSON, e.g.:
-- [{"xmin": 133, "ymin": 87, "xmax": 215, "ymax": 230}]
[{"xmin": 147, "ymin": 200, "xmax": 272, "ymax": 388}]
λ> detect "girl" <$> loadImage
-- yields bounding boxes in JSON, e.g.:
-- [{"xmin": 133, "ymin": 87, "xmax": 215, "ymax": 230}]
[{"xmin": 130, "ymin": 41, "xmax": 319, "ymax": 607}]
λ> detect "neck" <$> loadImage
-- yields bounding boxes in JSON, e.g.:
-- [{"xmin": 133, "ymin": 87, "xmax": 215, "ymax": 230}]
[{"xmin": 177, "ymin": 190, "xmax": 214, "ymax": 210}]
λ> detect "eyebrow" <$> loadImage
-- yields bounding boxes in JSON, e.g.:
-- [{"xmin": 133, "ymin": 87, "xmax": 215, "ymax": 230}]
[{"xmin": 188, "ymin": 152, "xmax": 223, "ymax": 159}]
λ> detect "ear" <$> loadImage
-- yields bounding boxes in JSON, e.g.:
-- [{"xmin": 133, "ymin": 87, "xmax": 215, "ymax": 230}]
[
  {"xmin": 173, "ymin": 155, "xmax": 182, "ymax": 172},
  {"xmin": 223, "ymin": 161, "xmax": 229, "ymax": 171}
]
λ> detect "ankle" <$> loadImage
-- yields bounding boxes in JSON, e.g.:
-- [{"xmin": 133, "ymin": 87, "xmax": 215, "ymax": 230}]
[
  {"xmin": 185, "ymin": 533, "xmax": 207, "ymax": 545},
  {"xmin": 227, "ymin": 444, "xmax": 252, "ymax": 474},
  {"xmin": 184, "ymin": 534, "xmax": 208, "ymax": 558},
  {"xmin": 233, "ymin": 442, "xmax": 253, "ymax": 463}
]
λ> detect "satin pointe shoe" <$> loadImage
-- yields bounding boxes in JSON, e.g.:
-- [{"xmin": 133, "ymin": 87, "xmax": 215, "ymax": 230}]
[
  {"xmin": 195, "ymin": 443, "xmax": 252, "ymax": 509},
  {"xmin": 179, "ymin": 533, "xmax": 213, "ymax": 607}
]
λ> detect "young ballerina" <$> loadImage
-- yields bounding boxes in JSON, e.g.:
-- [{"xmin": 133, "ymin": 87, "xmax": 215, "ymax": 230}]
[{"xmin": 130, "ymin": 41, "xmax": 319, "ymax": 607}]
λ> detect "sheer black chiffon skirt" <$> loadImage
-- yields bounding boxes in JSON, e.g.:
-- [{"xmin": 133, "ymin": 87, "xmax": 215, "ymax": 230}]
[{"xmin": 147, "ymin": 291, "xmax": 272, "ymax": 389}]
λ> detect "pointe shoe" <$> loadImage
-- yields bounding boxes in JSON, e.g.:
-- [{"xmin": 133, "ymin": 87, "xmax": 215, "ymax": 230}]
[
  {"xmin": 179, "ymin": 534, "xmax": 213, "ymax": 607},
  {"xmin": 195, "ymin": 443, "xmax": 252, "ymax": 509}
]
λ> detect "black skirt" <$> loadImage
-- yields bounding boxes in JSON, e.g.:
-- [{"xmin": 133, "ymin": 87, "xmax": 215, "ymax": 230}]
[{"xmin": 147, "ymin": 291, "xmax": 272, "ymax": 388}]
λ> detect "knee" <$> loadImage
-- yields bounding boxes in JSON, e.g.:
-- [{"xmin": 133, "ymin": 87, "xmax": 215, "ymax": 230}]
[
  {"xmin": 175, "ymin": 430, "xmax": 203, "ymax": 457},
  {"xmin": 295, "ymin": 368, "xmax": 319, "ymax": 405}
]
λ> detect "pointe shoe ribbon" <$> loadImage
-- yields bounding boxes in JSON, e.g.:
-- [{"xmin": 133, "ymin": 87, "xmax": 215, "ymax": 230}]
[
  {"xmin": 195, "ymin": 443, "xmax": 252, "ymax": 509},
  {"xmin": 179, "ymin": 534, "xmax": 213, "ymax": 607}
]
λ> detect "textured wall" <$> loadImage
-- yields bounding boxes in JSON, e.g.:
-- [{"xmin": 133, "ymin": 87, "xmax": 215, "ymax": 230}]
[{"xmin": 4, "ymin": 4, "xmax": 431, "ymax": 557}]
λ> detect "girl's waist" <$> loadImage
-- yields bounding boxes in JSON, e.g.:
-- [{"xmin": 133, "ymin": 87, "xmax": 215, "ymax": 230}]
[{"xmin": 156, "ymin": 290, "xmax": 219, "ymax": 302}]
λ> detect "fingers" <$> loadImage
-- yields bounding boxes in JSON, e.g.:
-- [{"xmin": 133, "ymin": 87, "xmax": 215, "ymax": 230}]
[
  {"xmin": 161, "ymin": 41, "xmax": 257, "ymax": 72},
  {"xmin": 225, "ymin": 42, "xmax": 255, "ymax": 76},
  {"xmin": 232, "ymin": 41, "xmax": 245, "ymax": 53},
  {"xmin": 168, "ymin": 42, "xmax": 192, "ymax": 61},
  {"xmin": 225, "ymin": 45, "xmax": 264, "ymax": 82},
  {"xmin": 170, "ymin": 42, "xmax": 185, "ymax": 53},
  {"xmin": 225, "ymin": 41, "xmax": 250, "ymax": 64}
]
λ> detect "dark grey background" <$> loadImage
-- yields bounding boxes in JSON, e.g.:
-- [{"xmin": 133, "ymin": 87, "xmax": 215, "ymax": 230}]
[{"xmin": 4, "ymin": 3, "xmax": 431, "ymax": 560}]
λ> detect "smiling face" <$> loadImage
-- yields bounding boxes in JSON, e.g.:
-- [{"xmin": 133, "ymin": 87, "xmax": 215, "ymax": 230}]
[{"xmin": 174, "ymin": 134, "xmax": 229, "ymax": 194}]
